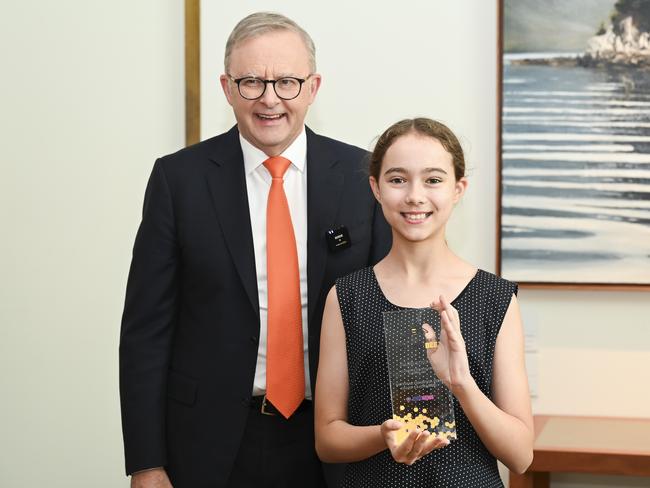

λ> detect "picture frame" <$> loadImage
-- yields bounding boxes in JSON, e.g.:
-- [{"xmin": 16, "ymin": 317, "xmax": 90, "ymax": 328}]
[
  {"xmin": 497, "ymin": 0, "xmax": 650, "ymax": 289},
  {"xmin": 185, "ymin": 0, "xmax": 200, "ymax": 146}
]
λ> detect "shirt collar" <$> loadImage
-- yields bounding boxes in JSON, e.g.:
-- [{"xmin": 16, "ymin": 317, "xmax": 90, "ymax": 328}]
[{"xmin": 240, "ymin": 128, "xmax": 307, "ymax": 175}]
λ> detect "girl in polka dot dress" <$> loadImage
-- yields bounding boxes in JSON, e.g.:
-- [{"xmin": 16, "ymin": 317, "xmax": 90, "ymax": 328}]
[{"xmin": 315, "ymin": 118, "xmax": 534, "ymax": 487}]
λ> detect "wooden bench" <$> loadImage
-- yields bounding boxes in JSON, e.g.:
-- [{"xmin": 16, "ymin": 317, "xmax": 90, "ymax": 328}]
[{"xmin": 510, "ymin": 415, "xmax": 650, "ymax": 488}]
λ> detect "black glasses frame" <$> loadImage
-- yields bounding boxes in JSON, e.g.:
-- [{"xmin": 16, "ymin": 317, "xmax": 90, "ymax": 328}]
[{"xmin": 228, "ymin": 74, "xmax": 314, "ymax": 100}]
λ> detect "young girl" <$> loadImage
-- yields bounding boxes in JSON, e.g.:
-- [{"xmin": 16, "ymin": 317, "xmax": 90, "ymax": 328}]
[{"xmin": 314, "ymin": 118, "xmax": 533, "ymax": 487}]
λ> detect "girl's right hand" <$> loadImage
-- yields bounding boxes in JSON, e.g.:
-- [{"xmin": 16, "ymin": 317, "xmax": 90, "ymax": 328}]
[{"xmin": 380, "ymin": 419, "xmax": 449, "ymax": 465}]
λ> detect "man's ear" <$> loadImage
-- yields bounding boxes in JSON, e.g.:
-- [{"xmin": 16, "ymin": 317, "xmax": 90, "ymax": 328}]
[
  {"xmin": 306, "ymin": 73, "xmax": 322, "ymax": 105},
  {"xmin": 220, "ymin": 75, "xmax": 234, "ymax": 106}
]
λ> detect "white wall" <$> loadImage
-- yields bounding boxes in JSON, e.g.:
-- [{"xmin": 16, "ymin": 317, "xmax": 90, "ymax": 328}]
[
  {"xmin": 1, "ymin": 1, "xmax": 648, "ymax": 487},
  {"xmin": 0, "ymin": 1, "xmax": 183, "ymax": 486},
  {"xmin": 201, "ymin": 2, "xmax": 650, "ymax": 488}
]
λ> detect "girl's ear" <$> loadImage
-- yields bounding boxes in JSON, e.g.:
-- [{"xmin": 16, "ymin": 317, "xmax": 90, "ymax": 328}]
[
  {"xmin": 453, "ymin": 177, "xmax": 468, "ymax": 204},
  {"xmin": 369, "ymin": 176, "xmax": 381, "ymax": 203}
]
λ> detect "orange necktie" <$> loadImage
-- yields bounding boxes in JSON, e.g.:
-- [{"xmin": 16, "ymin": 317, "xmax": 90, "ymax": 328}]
[{"xmin": 263, "ymin": 156, "xmax": 305, "ymax": 418}]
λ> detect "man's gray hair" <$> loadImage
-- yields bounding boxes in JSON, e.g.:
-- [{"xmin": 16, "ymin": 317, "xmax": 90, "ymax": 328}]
[{"xmin": 224, "ymin": 12, "xmax": 316, "ymax": 73}]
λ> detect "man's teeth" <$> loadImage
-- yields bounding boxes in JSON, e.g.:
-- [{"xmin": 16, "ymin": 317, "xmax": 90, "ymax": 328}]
[{"xmin": 258, "ymin": 114, "xmax": 283, "ymax": 119}]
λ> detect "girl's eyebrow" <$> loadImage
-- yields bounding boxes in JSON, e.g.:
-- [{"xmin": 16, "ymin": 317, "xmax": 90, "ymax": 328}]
[
  {"xmin": 423, "ymin": 167, "xmax": 448, "ymax": 175},
  {"xmin": 383, "ymin": 166, "xmax": 448, "ymax": 175},
  {"xmin": 383, "ymin": 167, "xmax": 407, "ymax": 175}
]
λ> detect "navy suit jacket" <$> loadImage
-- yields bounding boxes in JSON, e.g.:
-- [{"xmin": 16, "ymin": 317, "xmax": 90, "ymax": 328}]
[{"xmin": 119, "ymin": 125, "xmax": 391, "ymax": 487}]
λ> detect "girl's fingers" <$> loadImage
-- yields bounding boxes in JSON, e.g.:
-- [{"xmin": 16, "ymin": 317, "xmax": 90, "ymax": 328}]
[
  {"xmin": 441, "ymin": 309, "xmax": 464, "ymax": 351},
  {"xmin": 420, "ymin": 434, "xmax": 448, "ymax": 456},
  {"xmin": 382, "ymin": 420, "xmax": 404, "ymax": 450},
  {"xmin": 413, "ymin": 430, "xmax": 430, "ymax": 451},
  {"xmin": 433, "ymin": 295, "xmax": 460, "ymax": 333},
  {"xmin": 452, "ymin": 306, "xmax": 461, "ymax": 331},
  {"xmin": 405, "ymin": 430, "xmax": 429, "ymax": 464},
  {"xmin": 406, "ymin": 432, "xmax": 450, "ymax": 464},
  {"xmin": 441, "ymin": 310, "xmax": 454, "ymax": 336},
  {"xmin": 439, "ymin": 294, "xmax": 448, "ymax": 307},
  {"xmin": 431, "ymin": 436, "xmax": 450, "ymax": 451},
  {"xmin": 384, "ymin": 419, "xmax": 403, "ymax": 431},
  {"xmin": 440, "ymin": 295, "xmax": 462, "ymax": 335},
  {"xmin": 422, "ymin": 324, "xmax": 439, "ymax": 356},
  {"xmin": 439, "ymin": 295, "xmax": 456, "ymax": 321},
  {"xmin": 439, "ymin": 326, "xmax": 448, "ymax": 345},
  {"xmin": 421, "ymin": 323, "xmax": 435, "ymax": 339},
  {"xmin": 439, "ymin": 297, "xmax": 454, "ymax": 329},
  {"xmin": 439, "ymin": 295, "xmax": 458, "ymax": 316},
  {"xmin": 395, "ymin": 429, "xmax": 418, "ymax": 457}
]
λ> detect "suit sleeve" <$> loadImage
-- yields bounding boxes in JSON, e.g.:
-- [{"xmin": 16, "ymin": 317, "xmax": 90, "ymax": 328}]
[
  {"xmin": 367, "ymin": 200, "xmax": 391, "ymax": 265},
  {"xmin": 119, "ymin": 159, "xmax": 179, "ymax": 475}
]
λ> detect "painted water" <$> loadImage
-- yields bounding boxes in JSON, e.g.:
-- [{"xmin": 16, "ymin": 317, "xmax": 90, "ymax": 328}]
[{"xmin": 501, "ymin": 55, "xmax": 650, "ymax": 284}]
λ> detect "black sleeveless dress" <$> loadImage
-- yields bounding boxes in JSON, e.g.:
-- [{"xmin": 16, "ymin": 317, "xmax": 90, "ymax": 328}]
[{"xmin": 335, "ymin": 267, "xmax": 518, "ymax": 488}]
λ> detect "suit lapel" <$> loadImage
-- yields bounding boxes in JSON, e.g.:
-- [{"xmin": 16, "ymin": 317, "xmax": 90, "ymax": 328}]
[
  {"xmin": 205, "ymin": 126, "xmax": 259, "ymax": 315},
  {"xmin": 306, "ymin": 128, "xmax": 344, "ymax": 328},
  {"xmin": 204, "ymin": 126, "xmax": 343, "ymax": 326}
]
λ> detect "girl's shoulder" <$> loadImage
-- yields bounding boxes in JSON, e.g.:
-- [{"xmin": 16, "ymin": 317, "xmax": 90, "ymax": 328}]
[
  {"xmin": 465, "ymin": 270, "xmax": 518, "ymax": 330},
  {"xmin": 473, "ymin": 269, "xmax": 519, "ymax": 298},
  {"xmin": 334, "ymin": 267, "xmax": 379, "ymax": 311},
  {"xmin": 335, "ymin": 266, "xmax": 374, "ymax": 290}
]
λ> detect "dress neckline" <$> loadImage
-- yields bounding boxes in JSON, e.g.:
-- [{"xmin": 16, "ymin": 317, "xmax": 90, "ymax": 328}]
[{"xmin": 369, "ymin": 266, "xmax": 481, "ymax": 309}]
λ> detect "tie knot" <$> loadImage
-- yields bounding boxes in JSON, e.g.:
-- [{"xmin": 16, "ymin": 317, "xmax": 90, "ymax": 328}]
[{"xmin": 263, "ymin": 156, "xmax": 291, "ymax": 179}]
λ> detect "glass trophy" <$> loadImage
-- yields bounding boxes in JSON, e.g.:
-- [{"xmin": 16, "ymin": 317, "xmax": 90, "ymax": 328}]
[{"xmin": 383, "ymin": 308, "xmax": 456, "ymax": 445}]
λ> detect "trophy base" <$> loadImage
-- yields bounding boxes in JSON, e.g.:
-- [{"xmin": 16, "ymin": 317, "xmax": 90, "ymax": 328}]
[{"xmin": 392, "ymin": 412, "xmax": 457, "ymax": 445}]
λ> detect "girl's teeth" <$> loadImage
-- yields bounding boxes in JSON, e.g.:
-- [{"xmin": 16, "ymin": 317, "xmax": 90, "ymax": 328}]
[{"xmin": 404, "ymin": 213, "xmax": 428, "ymax": 221}]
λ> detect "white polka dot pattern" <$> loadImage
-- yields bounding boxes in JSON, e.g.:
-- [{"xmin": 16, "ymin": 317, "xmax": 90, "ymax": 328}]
[{"xmin": 335, "ymin": 267, "xmax": 517, "ymax": 487}]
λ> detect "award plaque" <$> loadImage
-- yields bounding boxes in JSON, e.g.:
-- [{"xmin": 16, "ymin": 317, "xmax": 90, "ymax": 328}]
[{"xmin": 383, "ymin": 308, "xmax": 456, "ymax": 444}]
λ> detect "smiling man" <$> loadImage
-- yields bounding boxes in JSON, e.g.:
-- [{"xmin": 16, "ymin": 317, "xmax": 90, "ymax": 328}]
[{"xmin": 119, "ymin": 12, "xmax": 390, "ymax": 488}]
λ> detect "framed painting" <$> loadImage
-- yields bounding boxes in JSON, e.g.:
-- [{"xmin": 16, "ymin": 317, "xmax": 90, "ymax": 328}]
[
  {"xmin": 497, "ymin": 0, "xmax": 650, "ymax": 289},
  {"xmin": 185, "ymin": 0, "xmax": 200, "ymax": 146}
]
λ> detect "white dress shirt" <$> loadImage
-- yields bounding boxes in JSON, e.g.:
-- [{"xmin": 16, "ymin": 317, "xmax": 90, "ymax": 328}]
[{"xmin": 240, "ymin": 130, "xmax": 311, "ymax": 399}]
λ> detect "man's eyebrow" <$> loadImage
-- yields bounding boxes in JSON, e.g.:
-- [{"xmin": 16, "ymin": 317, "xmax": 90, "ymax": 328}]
[{"xmin": 239, "ymin": 72, "xmax": 299, "ymax": 79}]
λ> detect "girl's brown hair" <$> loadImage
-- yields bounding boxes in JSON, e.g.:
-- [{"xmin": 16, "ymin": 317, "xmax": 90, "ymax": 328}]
[{"xmin": 369, "ymin": 118, "xmax": 465, "ymax": 181}]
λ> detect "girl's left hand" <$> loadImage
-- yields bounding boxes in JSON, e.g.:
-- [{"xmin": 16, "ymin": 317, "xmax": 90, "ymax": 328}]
[
  {"xmin": 423, "ymin": 295, "xmax": 472, "ymax": 391},
  {"xmin": 381, "ymin": 419, "xmax": 449, "ymax": 465}
]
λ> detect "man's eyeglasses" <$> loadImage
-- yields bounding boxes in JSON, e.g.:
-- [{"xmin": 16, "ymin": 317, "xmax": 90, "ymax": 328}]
[{"xmin": 227, "ymin": 74, "xmax": 314, "ymax": 100}]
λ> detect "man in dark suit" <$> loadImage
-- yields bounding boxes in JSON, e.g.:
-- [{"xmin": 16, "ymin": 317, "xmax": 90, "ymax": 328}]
[{"xmin": 120, "ymin": 12, "xmax": 390, "ymax": 488}]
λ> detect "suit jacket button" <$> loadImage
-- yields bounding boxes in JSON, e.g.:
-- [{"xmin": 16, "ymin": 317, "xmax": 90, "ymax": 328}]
[{"xmin": 250, "ymin": 335, "xmax": 258, "ymax": 343}]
